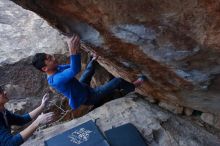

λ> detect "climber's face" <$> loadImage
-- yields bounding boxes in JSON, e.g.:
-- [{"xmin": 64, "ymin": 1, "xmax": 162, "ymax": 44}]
[
  {"xmin": 42, "ymin": 54, "xmax": 58, "ymax": 72},
  {"xmin": 0, "ymin": 87, "xmax": 9, "ymax": 105}
]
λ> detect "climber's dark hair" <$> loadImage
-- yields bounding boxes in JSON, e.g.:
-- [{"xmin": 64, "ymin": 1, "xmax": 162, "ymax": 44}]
[
  {"xmin": 0, "ymin": 85, "xmax": 4, "ymax": 94},
  {"xmin": 32, "ymin": 53, "xmax": 47, "ymax": 71}
]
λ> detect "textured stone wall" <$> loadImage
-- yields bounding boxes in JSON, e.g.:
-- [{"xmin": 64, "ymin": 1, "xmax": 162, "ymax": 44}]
[
  {"xmin": 10, "ymin": 0, "xmax": 220, "ymax": 115},
  {"xmin": 0, "ymin": 0, "xmax": 67, "ymax": 65}
]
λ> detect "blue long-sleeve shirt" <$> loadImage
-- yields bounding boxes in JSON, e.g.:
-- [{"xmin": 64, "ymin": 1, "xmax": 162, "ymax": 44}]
[
  {"xmin": 0, "ymin": 109, "xmax": 32, "ymax": 146},
  {"xmin": 47, "ymin": 54, "xmax": 90, "ymax": 110}
]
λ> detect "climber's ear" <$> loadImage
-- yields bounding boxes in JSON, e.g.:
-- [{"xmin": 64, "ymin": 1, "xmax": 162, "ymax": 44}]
[{"xmin": 41, "ymin": 66, "xmax": 48, "ymax": 72}]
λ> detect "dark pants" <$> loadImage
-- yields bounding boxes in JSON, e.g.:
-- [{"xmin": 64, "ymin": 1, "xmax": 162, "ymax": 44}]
[{"xmin": 79, "ymin": 59, "xmax": 135, "ymax": 106}]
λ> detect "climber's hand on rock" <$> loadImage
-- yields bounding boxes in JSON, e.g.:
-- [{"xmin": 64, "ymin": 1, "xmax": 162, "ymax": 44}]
[
  {"xmin": 41, "ymin": 93, "xmax": 50, "ymax": 108},
  {"xmin": 36, "ymin": 112, "xmax": 54, "ymax": 126},
  {"xmin": 67, "ymin": 35, "xmax": 80, "ymax": 55}
]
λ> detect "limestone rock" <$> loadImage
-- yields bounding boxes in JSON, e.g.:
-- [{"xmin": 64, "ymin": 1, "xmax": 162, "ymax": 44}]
[
  {"xmin": 0, "ymin": 0, "xmax": 67, "ymax": 65},
  {"xmin": 21, "ymin": 93, "xmax": 220, "ymax": 146},
  {"xmin": 0, "ymin": 1, "xmax": 220, "ymax": 145},
  {"xmin": 159, "ymin": 102, "xmax": 183, "ymax": 114},
  {"xmin": 10, "ymin": 0, "xmax": 220, "ymax": 115},
  {"xmin": 5, "ymin": 99, "xmax": 28, "ymax": 114},
  {"xmin": 183, "ymin": 107, "xmax": 194, "ymax": 116},
  {"xmin": 201, "ymin": 113, "xmax": 220, "ymax": 129}
]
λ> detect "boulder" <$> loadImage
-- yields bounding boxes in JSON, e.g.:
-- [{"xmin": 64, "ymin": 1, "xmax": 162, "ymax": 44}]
[
  {"xmin": 201, "ymin": 113, "xmax": 220, "ymax": 129},
  {"xmin": 10, "ymin": 0, "xmax": 220, "ymax": 115},
  {"xmin": 159, "ymin": 101, "xmax": 183, "ymax": 114},
  {"xmin": 22, "ymin": 93, "xmax": 220, "ymax": 146}
]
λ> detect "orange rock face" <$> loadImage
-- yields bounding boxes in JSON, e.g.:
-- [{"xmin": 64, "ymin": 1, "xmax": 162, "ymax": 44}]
[{"xmin": 12, "ymin": 0, "xmax": 220, "ymax": 114}]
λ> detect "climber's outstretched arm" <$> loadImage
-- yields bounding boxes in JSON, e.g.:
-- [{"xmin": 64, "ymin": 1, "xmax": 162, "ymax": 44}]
[
  {"xmin": 28, "ymin": 93, "xmax": 50, "ymax": 120},
  {"xmin": 20, "ymin": 93, "xmax": 54, "ymax": 142},
  {"xmin": 20, "ymin": 112, "xmax": 54, "ymax": 142},
  {"xmin": 0, "ymin": 94, "xmax": 54, "ymax": 146},
  {"xmin": 52, "ymin": 35, "xmax": 82, "ymax": 84}
]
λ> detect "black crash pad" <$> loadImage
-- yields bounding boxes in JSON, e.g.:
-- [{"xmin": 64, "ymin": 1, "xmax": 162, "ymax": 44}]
[
  {"xmin": 44, "ymin": 120, "xmax": 109, "ymax": 146},
  {"xmin": 104, "ymin": 123, "xmax": 147, "ymax": 146}
]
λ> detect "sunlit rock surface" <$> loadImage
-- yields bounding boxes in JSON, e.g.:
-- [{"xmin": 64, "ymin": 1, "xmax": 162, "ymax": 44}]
[{"xmin": 0, "ymin": 0, "xmax": 66, "ymax": 65}]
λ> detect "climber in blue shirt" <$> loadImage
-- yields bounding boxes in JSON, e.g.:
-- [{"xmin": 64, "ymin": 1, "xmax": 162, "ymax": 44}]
[
  {"xmin": 0, "ymin": 86, "xmax": 54, "ymax": 146},
  {"xmin": 32, "ymin": 35, "xmax": 146, "ymax": 110}
]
